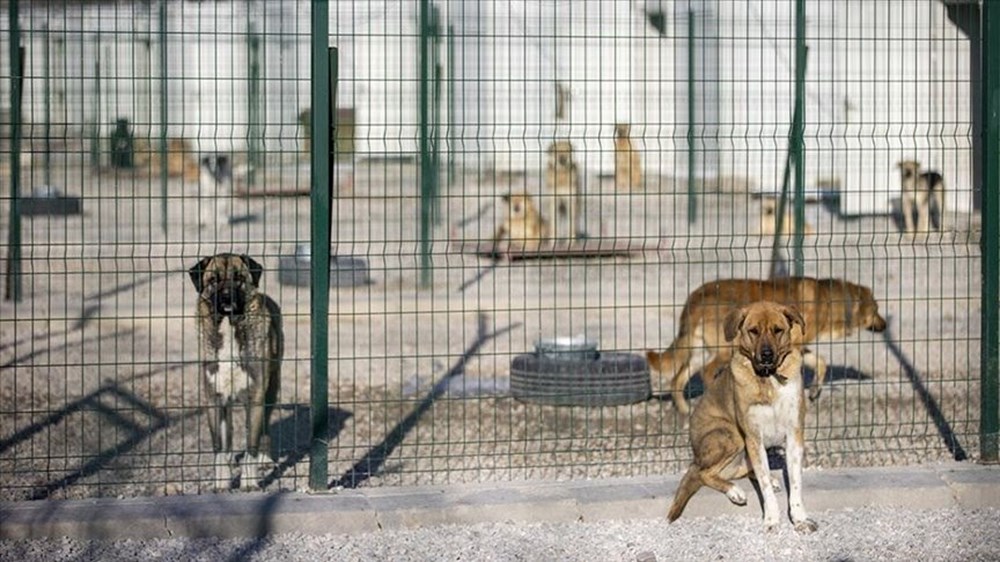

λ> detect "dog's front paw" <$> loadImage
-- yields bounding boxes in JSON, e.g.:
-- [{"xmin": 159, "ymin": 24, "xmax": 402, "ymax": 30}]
[
  {"xmin": 763, "ymin": 513, "xmax": 781, "ymax": 531},
  {"xmin": 808, "ymin": 384, "xmax": 823, "ymax": 402},
  {"xmin": 794, "ymin": 518, "xmax": 819, "ymax": 534},
  {"xmin": 725, "ymin": 485, "xmax": 747, "ymax": 506}
]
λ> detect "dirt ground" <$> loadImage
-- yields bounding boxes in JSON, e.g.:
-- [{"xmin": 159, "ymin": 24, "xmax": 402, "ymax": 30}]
[{"xmin": 0, "ymin": 157, "xmax": 984, "ymax": 501}]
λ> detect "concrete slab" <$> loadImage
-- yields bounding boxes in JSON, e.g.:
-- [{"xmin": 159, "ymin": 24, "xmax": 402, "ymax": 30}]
[{"xmin": 1, "ymin": 462, "xmax": 997, "ymax": 540}]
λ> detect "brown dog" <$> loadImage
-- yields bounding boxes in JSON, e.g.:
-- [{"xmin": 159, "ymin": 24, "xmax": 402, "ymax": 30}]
[
  {"xmin": 614, "ymin": 124, "xmax": 642, "ymax": 191},
  {"xmin": 544, "ymin": 140, "xmax": 582, "ymax": 241},
  {"xmin": 668, "ymin": 301, "xmax": 818, "ymax": 533},
  {"xmin": 493, "ymin": 191, "xmax": 549, "ymax": 256},
  {"xmin": 759, "ymin": 196, "xmax": 814, "ymax": 236},
  {"xmin": 647, "ymin": 277, "xmax": 888, "ymax": 414}
]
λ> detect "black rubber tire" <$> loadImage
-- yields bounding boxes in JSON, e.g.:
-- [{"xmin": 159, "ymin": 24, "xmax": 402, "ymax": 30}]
[
  {"xmin": 510, "ymin": 352, "xmax": 651, "ymax": 407},
  {"xmin": 278, "ymin": 255, "xmax": 371, "ymax": 287}
]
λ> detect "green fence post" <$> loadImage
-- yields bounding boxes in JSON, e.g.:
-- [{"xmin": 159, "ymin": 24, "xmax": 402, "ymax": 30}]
[
  {"xmin": 687, "ymin": 10, "xmax": 697, "ymax": 225},
  {"xmin": 43, "ymin": 26, "xmax": 52, "ymax": 189},
  {"xmin": 309, "ymin": 0, "xmax": 334, "ymax": 490},
  {"xmin": 981, "ymin": 0, "xmax": 999, "ymax": 463},
  {"xmin": 247, "ymin": 22, "xmax": 262, "ymax": 189},
  {"xmin": 792, "ymin": 0, "xmax": 806, "ymax": 277},
  {"xmin": 158, "ymin": 0, "xmax": 168, "ymax": 235},
  {"xmin": 90, "ymin": 57, "xmax": 100, "ymax": 169},
  {"xmin": 419, "ymin": 0, "xmax": 434, "ymax": 287},
  {"xmin": 4, "ymin": 1, "xmax": 23, "ymax": 302},
  {"xmin": 447, "ymin": 24, "xmax": 455, "ymax": 188}
]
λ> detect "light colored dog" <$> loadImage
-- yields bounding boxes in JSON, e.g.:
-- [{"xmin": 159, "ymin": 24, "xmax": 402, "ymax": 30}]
[
  {"xmin": 199, "ymin": 154, "xmax": 234, "ymax": 228},
  {"xmin": 668, "ymin": 301, "xmax": 818, "ymax": 534},
  {"xmin": 759, "ymin": 197, "xmax": 814, "ymax": 236},
  {"xmin": 646, "ymin": 276, "xmax": 888, "ymax": 414},
  {"xmin": 544, "ymin": 140, "xmax": 582, "ymax": 241},
  {"xmin": 614, "ymin": 124, "xmax": 642, "ymax": 191},
  {"xmin": 493, "ymin": 191, "xmax": 549, "ymax": 256},
  {"xmin": 896, "ymin": 159, "xmax": 945, "ymax": 234}
]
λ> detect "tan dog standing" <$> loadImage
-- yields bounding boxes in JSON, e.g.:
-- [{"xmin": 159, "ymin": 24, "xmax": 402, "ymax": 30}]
[
  {"xmin": 544, "ymin": 140, "xmax": 582, "ymax": 241},
  {"xmin": 646, "ymin": 276, "xmax": 888, "ymax": 414},
  {"xmin": 896, "ymin": 159, "xmax": 945, "ymax": 234},
  {"xmin": 759, "ymin": 196, "xmax": 814, "ymax": 236},
  {"xmin": 668, "ymin": 301, "xmax": 818, "ymax": 534},
  {"xmin": 614, "ymin": 124, "xmax": 642, "ymax": 191},
  {"xmin": 493, "ymin": 191, "xmax": 549, "ymax": 256}
]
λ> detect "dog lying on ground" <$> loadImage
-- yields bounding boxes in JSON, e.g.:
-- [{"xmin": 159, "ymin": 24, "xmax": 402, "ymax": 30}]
[
  {"xmin": 759, "ymin": 196, "xmax": 815, "ymax": 236},
  {"xmin": 646, "ymin": 276, "xmax": 888, "ymax": 414},
  {"xmin": 544, "ymin": 140, "xmax": 583, "ymax": 241},
  {"xmin": 493, "ymin": 191, "xmax": 549, "ymax": 257},
  {"xmin": 668, "ymin": 301, "xmax": 818, "ymax": 533},
  {"xmin": 896, "ymin": 159, "xmax": 945, "ymax": 234},
  {"xmin": 189, "ymin": 253, "xmax": 283, "ymax": 489},
  {"xmin": 614, "ymin": 124, "xmax": 642, "ymax": 191}
]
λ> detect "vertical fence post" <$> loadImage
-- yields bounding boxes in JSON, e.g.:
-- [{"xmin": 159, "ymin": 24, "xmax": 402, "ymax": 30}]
[
  {"xmin": 90, "ymin": 57, "xmax": 100, "ymax": 169},
  {"xmin": 309, "ymin": 0, "xmax": 334, "ymax": 490},
  {"xmin": 419, "ymin": 0, "xmax": 434, "ymax": 287},
  {"xmin": 5, "ymin": 1, "xmax": 23, "ymax": 303},
  {"xmin": 158, "ymin": 0, "xmax": 168, "ymax": 234},
  {"xmin": 447, "ymin": 24, "xmax": 455, "ymax": 188},
  {"xmin": 43, "ymin": 25, "xmax": 52, "ymax": 189},
  {"xmin": 687, "ymin": 10, "xmax": 697, "ymax": 225},
  {"xmin": 981, "ymin": 0, "xmax": 1000, "ymax": 463},
  {"xmin": 247, "ymin": 22, "xmax": 262, "ymax": 189},
  {"xmin": 792, "ymin": 0, "xmax": 806, "ymax": 277}
]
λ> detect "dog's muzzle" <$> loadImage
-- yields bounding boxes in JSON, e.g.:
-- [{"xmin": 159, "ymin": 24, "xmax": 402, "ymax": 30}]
[
  {"xmin": 206, "ymin": 286, "xmax": 246, "ymax": 317},
  {"xmin": 753, "ymin": 345, "xmax": 780, "ymax": 378}
]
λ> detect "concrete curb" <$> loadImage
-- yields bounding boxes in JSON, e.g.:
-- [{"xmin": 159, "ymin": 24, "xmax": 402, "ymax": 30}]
[{"xmin": 1, "ymin": 462, "xmax": 998, "ymax": 540}]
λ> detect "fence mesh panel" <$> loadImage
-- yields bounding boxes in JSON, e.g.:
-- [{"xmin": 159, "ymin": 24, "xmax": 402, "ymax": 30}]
[{"xmin": 0, "ymin": 0, "xmax": 988, "ymax": 501}]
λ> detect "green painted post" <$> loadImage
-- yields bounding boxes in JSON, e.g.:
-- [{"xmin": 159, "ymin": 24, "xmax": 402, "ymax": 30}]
[
  {"xmin": 792, "ymin": 0, "xmax": 806, "ymax": 277},
  {"xmin": 43, "ymin": 26, "xmax": 52, "ymax": 189},
  {"xmin": 247, "ymin": 23, "xmax": 262, "ymax": 188},
  {"xmin": 419, "ymin": 0, "xmax": 433, "ymax": 287},
  {"xmin": 309, "ymin": 0, "xmax": 334, "ymax": 490},
  {"xmin": 4, "ymin": 2, "xmax": 23, "ymax": 302},
  {"xmin": 687, "ymin": 10, "xmax": 697, "ymax": 225},
  {"xmin": 90, "ymin": 58, "xmax": 100, "ymax": 169},
  {"xmin": 159, "ymin": 0, "xmax": 168, "ymax": 234},
  {"xmin": 981, "ymin": 0, "xmax": 999, "ymax": 463},
  {"xmin": 447, "ymin": 24, "xmax": 455, "ymax": 188}
]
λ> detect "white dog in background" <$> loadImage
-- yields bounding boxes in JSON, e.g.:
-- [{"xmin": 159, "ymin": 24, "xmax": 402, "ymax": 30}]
[{"xmin": 199, "ymin": 154, "xmax": 233, "ymax": 228}]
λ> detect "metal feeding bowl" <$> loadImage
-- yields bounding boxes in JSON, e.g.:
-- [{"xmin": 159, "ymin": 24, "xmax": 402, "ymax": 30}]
[
  {"xmin": 511, "ymin": 335, "xmax": 651, "ymax": 407},
  {"xmin": 278, "ymin": 244, "xmax": 371, "ymax": 287},
  {"xmin": 534, "ymin": 335, "xmax": 600, "ymax": 361}
]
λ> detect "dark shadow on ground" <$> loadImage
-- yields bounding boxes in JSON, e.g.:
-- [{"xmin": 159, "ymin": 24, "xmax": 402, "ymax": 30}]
[
  {"xmin": 331, "ymin": 312, "xmax": 520, "ymax": 489},
  {"xmin": 881, "ymin": 320, "xmax": 968, "ymax": 461},
  {"xmin": 260, "ymin": 404, "xmax": 352, "ymax": 489}
]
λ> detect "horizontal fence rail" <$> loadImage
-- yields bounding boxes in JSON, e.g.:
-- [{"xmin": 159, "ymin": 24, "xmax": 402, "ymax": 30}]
[{"xmin": 0, "ymin": 0, "xmax": 994, "ymax": 501}]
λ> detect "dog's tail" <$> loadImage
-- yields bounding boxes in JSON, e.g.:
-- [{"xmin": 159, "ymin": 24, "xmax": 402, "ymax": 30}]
[{"xmin": 668, "ymin": 466, "xmax": 703, "ymax": 523}]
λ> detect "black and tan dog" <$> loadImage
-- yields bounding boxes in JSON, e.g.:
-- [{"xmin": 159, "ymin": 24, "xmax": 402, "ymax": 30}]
[
  {"xmin": 668, "ymin": 301, "xmax": 817, "ymax": 533},
  {"xmin": 647, "ymin": 276, "xmax": 887, "ymax": 414},
  {"xmin": 189, "ymin": 253, "xmax": 283, "ymax": 489}
]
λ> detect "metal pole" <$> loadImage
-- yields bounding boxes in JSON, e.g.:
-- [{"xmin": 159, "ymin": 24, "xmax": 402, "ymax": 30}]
[
  {"xmin": 309, "ymin": 0, "xmax": 334, "ymax": 490},
  {"xmin": 687, "ymin": 10, "xmax": 697, "ymax": 225},
  {"xmin": 159, "ymin": 0, "xmax": 168, "ymax": 234},
  {"xmin": 5, "ymin": 10, "xmax": 24, "ymax": 302},
  {"xmin": 247, "ymin": 22, "xmax": 262, "ymax": 188},
  {"xmin": 90, "ymin": 57, "xmax": 100, "ymax": 169},
  {"xmin": 447, "ymin": 24, "xmax": 455, "ymax": 188},
  {"xmin": 43, "ymin": 26, "xmax": 52, "ymax": 188},
  {"xmin": 980, "ymin": 0, "xmax": 999, "ymax": 463},
  {"xmin": 792, "ymin": 0, "xmax": 806, "ymax": 277},
  {"xmin": 419, "ymin": 0, "xmax": 433, "ymax": 287}
]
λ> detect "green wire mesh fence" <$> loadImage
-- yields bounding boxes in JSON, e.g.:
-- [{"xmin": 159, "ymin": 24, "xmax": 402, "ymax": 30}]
[{"xmin": 0, "ymin": 0, "xmax": 996, "ymax": 501}]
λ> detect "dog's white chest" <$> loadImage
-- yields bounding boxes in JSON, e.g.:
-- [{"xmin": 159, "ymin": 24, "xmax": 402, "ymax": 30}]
[
  {"xmin": 747, "ymin": 380, "xmax": 802, "ymax": 448},
  {"xmin": 208, "ymin": 321, "xmax": 251, "ymax": 399}
]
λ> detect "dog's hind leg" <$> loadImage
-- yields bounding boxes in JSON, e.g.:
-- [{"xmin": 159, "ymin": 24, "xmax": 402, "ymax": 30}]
[
  {"xmin": 667, "ymin": 465, "xmax": 704, "ymax": 522},
  {"xmin": 804, "ymin": 349, "xmax": 828, "ymax": 402}
]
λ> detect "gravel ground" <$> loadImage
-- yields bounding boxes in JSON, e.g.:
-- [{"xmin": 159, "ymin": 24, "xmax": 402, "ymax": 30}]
[{"xmin": 2, "ymin": 506, "xmax": 999, "ymax": 561}]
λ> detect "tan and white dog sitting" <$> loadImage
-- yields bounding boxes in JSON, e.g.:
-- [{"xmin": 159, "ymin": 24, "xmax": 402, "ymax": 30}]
[
  {"xmin": 896, "ymin": 159, "xmax": 945, "ymax": 234},
  {"xmin": 668, "ymin": 301, "xmax": 818, "ymax": 534},
  {"xmin": 759, "ymin": 196, "xmax": 815, "ymax": 237},
  {"xmin": 492, "ymin": 191, "xmax": 549, "ymax": 257},
  {"xmin": 614, "ymin": 124, "xmax": 642, "ymax": 191}
]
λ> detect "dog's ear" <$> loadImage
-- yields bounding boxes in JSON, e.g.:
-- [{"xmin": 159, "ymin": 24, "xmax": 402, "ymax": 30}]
[
  {"xmin": 723, "ymin": 306, "xmax": 747, "ymax": 342},
  {"xmin": 188, "ymin": 256, "xmax": 213, "ymax": 292},
  {"xmin": 782, "ymin": 305, "xmax": 806, "ymax": 342},
  {"xmin": 240, "ymin": 255, "xmax": 264, "ymax": 287}
]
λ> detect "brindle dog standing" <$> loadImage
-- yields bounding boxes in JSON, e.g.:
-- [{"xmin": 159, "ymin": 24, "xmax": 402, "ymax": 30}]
[
  {"xmin": 668, "ymin": 301, "xmax": 818, "ymax": 534},
  {"xmin": 189, "ymin": 253, "xmax": 283, "ymax": 490}
]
